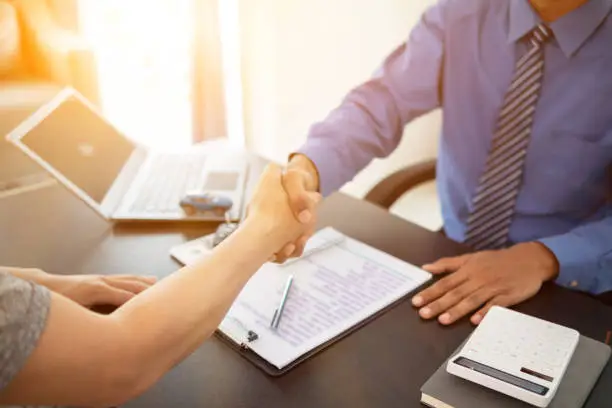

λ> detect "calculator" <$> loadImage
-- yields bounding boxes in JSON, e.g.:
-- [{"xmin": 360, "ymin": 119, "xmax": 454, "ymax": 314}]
[{"xmin": 446, "ymin": 306, "xmax": 579, "ymax": 407}]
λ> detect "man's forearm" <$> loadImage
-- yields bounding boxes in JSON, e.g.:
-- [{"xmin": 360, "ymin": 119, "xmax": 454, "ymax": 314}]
[{"xmin": 295, "ymin": 4, "xmax": 445, "ymax": 196}]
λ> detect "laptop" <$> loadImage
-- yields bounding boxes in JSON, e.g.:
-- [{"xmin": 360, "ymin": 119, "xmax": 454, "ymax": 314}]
[{"xmin": 6, "ymin": 87, "xmax": 248, "ymax": 222}]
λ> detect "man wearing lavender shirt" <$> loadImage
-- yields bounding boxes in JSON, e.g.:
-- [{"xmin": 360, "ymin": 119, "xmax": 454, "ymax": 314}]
[{"xmin": 264, "ymin": 0, "xmax": 612, "ymax": 325}]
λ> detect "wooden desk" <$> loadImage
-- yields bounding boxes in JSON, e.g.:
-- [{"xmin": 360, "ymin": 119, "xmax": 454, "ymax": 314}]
[{"xmin": 0, "ymin": 174, "xmax": 610, "ymax": 408}]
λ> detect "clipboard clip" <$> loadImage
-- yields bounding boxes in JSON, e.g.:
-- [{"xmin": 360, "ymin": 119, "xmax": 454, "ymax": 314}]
[{"xmin": 226, "ymin": 315, "xmax": 259, "ymax": 349}]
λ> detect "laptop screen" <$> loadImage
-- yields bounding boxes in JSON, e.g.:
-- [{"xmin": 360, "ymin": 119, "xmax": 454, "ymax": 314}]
[{"xmin": 20, "ymin": 96, "xmax": 136, "ymax": 203}]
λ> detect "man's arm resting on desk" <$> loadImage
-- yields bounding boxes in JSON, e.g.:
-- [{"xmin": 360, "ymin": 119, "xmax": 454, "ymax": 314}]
[
  {"xmin": 412, "ymin": 212, "xmax": 612, "ymax": 326},
  {"xmin": 0, "ymin": 164, "xmax": 314, "ymax": 407}
]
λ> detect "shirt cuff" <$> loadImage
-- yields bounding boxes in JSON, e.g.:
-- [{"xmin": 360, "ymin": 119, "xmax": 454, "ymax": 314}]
[
  {"xmin": 538, "ymin": 234, "xmax": 599, "ymax": 293},
  {"xmin": 296, "ymin": 142, "xmax": 344, "ymax": 197}
]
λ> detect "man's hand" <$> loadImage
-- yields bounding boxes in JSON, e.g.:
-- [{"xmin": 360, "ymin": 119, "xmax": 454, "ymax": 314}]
[
  {"xmin": 411, "ymin": 242, "xmax": 559, "ymax": 325},
  {"xmin": 272, "ymin": 154, "xmax": 321, "ymax": 263}
]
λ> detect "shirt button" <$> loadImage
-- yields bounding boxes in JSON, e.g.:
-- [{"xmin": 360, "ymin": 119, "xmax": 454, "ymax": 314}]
[{"xmin": 570, "ymin": 281, "xmax": 579, "ymax": 288}]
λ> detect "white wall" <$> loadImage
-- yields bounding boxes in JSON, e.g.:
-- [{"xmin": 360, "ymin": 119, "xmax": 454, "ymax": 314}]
[{"xmin": 239, "ymin": 0, "xmax": 443, "ymax": 228}]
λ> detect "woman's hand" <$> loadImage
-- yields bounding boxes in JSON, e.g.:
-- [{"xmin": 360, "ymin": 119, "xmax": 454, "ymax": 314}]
[
  {"xmin": 43, "ymin": 273, "xmax": 157, "ymax": 307},
  {"xmin": 1, "ymin": 267, "xmax": 156, "ymax": 307},
  {"xmin": 246, "ymin": 163, "xmax": 321, "ymax": 252}
]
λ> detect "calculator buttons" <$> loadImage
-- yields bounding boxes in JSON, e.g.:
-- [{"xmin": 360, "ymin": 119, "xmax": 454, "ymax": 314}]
[{"xmin": 450, "ymin": 307, "xmax": 579, "ymax": 407}]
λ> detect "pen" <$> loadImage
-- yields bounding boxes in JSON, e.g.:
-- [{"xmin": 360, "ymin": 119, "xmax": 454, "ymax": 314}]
[
  {"xmin": 280, "ymin": 236, "xmax": 345, "ymax": 267},
  {"xmin": 270, "ymin": 275, "xmax": 294, "ymax": 330}
]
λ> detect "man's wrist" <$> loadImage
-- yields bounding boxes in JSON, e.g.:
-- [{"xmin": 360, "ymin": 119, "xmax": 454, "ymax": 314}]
[
  {"xmin": 288, "ymin": 153, "xmax": 320, "ymax": 192},
  {"xmin": 513, "ymin": 242, "xmax": 560, "ymax": 282}
]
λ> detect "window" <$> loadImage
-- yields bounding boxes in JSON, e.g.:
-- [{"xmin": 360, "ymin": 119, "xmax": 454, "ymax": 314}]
[{"xmin": 79, "ymin": 0, "xmax": 239, "ymax": 149}]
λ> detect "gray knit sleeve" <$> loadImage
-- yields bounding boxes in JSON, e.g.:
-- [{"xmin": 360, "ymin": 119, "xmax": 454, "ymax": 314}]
[{"xmin": 0, "ymin": 271, "xmax": 51, "ymax": 392}]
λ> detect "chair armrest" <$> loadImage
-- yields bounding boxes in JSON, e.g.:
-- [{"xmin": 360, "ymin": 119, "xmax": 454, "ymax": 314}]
[
  {"xmin": 12, "ymin": 0, "xmax": 99, "ymax": 103},
  {"xmin": 364, "ymin": 159, "xmax": 437, "ymax": 209}
]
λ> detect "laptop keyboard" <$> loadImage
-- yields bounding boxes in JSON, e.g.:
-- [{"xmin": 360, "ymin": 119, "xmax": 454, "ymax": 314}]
[{"xmin": 129, "ymin": 154, "xmax": 207, "ymax": 214}]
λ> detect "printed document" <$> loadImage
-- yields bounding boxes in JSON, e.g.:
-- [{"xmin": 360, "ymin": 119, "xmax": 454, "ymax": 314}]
[{"xmin": 219, "ymin": 227, "xmax": 432, "ymax": 369}]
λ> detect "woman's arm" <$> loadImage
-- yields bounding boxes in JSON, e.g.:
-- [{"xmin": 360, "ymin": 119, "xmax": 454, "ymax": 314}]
[{"xmin": 0, "ymin": 164, "xmax": 314, "ymax": 407}]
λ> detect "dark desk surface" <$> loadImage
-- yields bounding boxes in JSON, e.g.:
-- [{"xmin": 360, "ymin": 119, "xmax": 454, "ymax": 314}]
[{"xmin": 1, "ymin": 172, "xmax": 611, "ymax": 408}]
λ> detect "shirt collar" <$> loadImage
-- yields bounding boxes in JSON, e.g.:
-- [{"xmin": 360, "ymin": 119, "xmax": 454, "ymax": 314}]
[{"xmin": 507, "ymin": 0, "xmax": 612, "ymax": 58}]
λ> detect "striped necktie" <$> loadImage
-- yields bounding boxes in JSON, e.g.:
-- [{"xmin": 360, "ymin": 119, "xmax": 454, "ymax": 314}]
[{"xmin": 465, "ymin": 24, "xmax": 553, "ymax": 250}]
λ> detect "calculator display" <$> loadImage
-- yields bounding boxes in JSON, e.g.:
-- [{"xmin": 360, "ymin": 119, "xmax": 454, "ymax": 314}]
[{"xmin": 453, "ymin": 357, "xmax": 549, "ymax": 396}]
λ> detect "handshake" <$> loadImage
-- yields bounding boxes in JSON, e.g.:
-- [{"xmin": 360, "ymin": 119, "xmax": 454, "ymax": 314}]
[{"xmin": 246, "ymin": 155, "xmax": 322, "ymax": 262}]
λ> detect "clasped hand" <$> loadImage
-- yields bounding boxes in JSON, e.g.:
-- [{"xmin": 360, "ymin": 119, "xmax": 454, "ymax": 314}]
[
  {"xmin": 268, "ymin": 158, "xmax": 321, "ymax": 263},
  {"xmin": 246, "ymin": 163, "xmax": 321, "ymax": 255}
]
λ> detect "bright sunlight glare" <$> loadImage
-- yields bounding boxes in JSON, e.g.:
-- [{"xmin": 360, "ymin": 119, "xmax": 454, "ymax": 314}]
[{"xmin": 79, "ymin": 0, "xmax": 195, "ymax": 149}]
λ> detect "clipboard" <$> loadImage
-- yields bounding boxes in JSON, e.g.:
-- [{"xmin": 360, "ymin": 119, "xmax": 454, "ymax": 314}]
[{"xmin": 214, "ymin": 281, "xmax": 428, "ymax": 376}]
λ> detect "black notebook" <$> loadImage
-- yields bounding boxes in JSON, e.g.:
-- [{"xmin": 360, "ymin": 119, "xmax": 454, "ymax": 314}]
[{"xmin": 421, "ymin": 335, "xmax": 610, "ymax": 408}]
